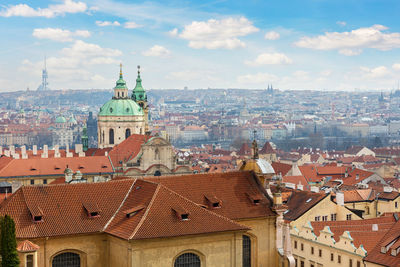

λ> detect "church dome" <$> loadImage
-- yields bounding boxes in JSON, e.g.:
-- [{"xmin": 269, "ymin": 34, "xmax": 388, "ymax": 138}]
[
  {"xmin": 99, "ymin": 99, "xmax": 143, "ymax": 117},
  {"xmin": 55, "ymin": 116, "xmax": 67, "ymax": 123}
]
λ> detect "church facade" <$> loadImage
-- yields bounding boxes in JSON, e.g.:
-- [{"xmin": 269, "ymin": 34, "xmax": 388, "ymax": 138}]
[{"xmin": 97, "ymin": 65, "xmax": 149, "ymax": 148}]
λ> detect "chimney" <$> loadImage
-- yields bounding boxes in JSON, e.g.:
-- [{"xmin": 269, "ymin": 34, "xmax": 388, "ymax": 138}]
[
  {"xmin": 64, "ymin": 167, "xmax": 73, "ymax": 183},
  {"xmin": 41, "ymin": 145, "xmax": 48, "ymax": 158},
  {"xmin": 9, "ymin": 145, "xmax": 15, "ymax": 155},
  {"xmin": 4, "ymin": 150, "xmax": 10, "ymax": 157},
  {"xmin": 54, "ymin": 145, "xmax": 60, "ymax": 158},
  {"xmin": 32, "ymin": 145, "xmax": 37, "ymax": 155},
  {"xmin": 0, "ymin": 146, "xmax": 2, "ymax": 155},
  {"xmin": 75, "ymin": 144, "xmax": 82, "ymax": 153},
  {"xmin": 21, "ymin": 146, "xmax": 28, "ymax": 159},
  {"xmin": 336, "ymin": 191, "xmax": 344, "ymax": 206},
  {"xmin": 66, "ymin": 144, "xmax": 69, "ymax": 153},
  {"xmin": 12, "ymin": 153, "xmax": 20, "ymax": 159}
]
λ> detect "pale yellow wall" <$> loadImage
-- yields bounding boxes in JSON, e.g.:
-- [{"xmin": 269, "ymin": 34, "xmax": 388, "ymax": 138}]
[
  {"xmin": 364, "ymin": 262, "xmax": 385, "ymax": 267},
  {"xmin": 238, "ymin": 217, "xmax": 278, "ymax": 267},
  {"xmin": 140, "ymin": 138, "xmax": 176, "ymax": 171},
  {"xmin": 291, "ymin": 197, "xmax": 361, "ymax": 229},
  {"xmin": 97, "ymin": 115, "xmax": 145, "ymax": 148},
  {"xmin": 125, "ymin": 232, "xmax": 245, "ymax": 267},
  {"xmin": 26, "ymin": 234, "xmax": 108, "ymax": 267},
  {"xmin": 344, "ymin": 201, "xmax": 377, "ymax": 219},
  {"xmin": 377, "ymin": 198, "xmax": 400, "ymax": 215},
  {"xmin": 0, "ymin": 174, "xmax": 111, "ymax": 187},
  {"xmin": 291, "ymin": 235, "xmax": 365, "ymax": 267}
]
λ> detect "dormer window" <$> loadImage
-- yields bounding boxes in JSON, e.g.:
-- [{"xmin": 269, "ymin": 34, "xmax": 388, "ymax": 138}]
[
  {"xmin": 124, "ymin": 205, "xmax": 145, "ymax": 218},
  {"xmin": 33, "ymin": 215, "xmax": 43, "ymax": 222},
  {"xmin": 83, "ymin": 202, "xmax": 100, "ymax": 218},
  {"xmin": 204, "ymin": 194, "xmax": 221, "ymax": 208},
  {"xmin": 173, "ymin": 206, "xmax": 190, "ymax": 221},
  {"xmin": 29, "ymin": 206, "xmax": 43, "ymax": 223},
  {"xmin": 246, "ymin": 193, "xmax": 263, "ymax": 205}
]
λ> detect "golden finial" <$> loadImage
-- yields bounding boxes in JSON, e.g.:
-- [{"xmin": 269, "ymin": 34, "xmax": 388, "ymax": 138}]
[{"xmin": 119, "ymin": 63, "xmax": 123, "ymax": 76}]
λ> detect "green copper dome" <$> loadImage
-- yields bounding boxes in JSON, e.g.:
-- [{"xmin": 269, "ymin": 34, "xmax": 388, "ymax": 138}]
[
  {"xmin": 99, "ymin": 99, "xmax": 143, "ymax": 116},
  {"xmin": 55, "ymin": 116, "xmax": 67, "ymax": 123}
]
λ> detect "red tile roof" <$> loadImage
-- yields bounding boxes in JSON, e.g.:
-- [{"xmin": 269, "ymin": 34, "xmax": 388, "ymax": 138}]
[
  {"xmin": 271, "ymin": 161, "xmax": 292, "ymax": 176},
  {"xmin": 260, "ymin": 142, "xmax": 275, "ymax": 154},
  {"xmin": 17, "ymin": 240, "xmax": 40, "ymax": 252},
  {"xmin": 108, "ymin": 134, "xmax": 152, "ymax": 167},
  {"xmin": 238, "ymin": 143, "xmax": 251, "ymax": 156},
  {"xmin": 144, "ymin": 171, "xmax": 276, "ymax": 220},
  {"xmin": 0, "ymin": 156, "xmax": 113, "ymax": 178},
  {"xmin": 282, "ymin": 189, "xmax": 328, "ymax": 221},
  {"xmin": 0, "ymin": 178, "xmax": 250, "ymax": 241},
  {"xmin": 312, "ymin": 215, "xmax": 397, "ymax": 252}
]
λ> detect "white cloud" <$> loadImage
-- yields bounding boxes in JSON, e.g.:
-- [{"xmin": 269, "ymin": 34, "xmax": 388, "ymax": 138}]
[
  {"xmin": 237, "ymin": 72, "xmax": 278, "ymax": 84},
  {"xmin": 0, "ymin": 0, "xmax": 87, "ymax": 18},
  {"xmin": 337, "ymin": 21, "xmax": 346, "ymax": 26},
  {"xmin": 338, "ymin": 48, "xmax": 362, "ymax": 56},
  {"xmin": 62, "ymin": 40, "xmax": 122, "ymax": 59},
  {"xmin": 245, "ymin": 53, "xmax": 292, "ymax": 66},
  {"xmin": 295, "ymin": 25, "xmax": 400, "ymax": 55},
  {"xmin": 264, "ymin": 31, "xmax": 280, "ymax": 40},
  {"xmin": 178, "ymin": 17, "xmax": 259, "ymax": 49},
  {"xmin": 168, "ymin": 28, "xmax": 178, "ymax": 37},
  {"xmin": 96, "ymin": 20, "xmax": 120, "ymax": 27},
  {"xmin": 124, "ymin": 21, "xmax": 141, "ymax": 29},
  {"xmin": 360, "ymin": 66, "xmax": 390, "ymax": 79},
  {"xmin": 142, "ymin": 45, "xmax": 171, "ymax": 58},
  {"xmin": 320, "ymin": 70, "xmax": 332, "ymax": 76},
  {"xmin": 293, "ymin": 70, "xmax": 310, "ymax": 80},
  {"xmin": 32, "ymin": 28, "xmax": 90, "ymax": 42},
  {"xmin": 393, "ymin": 63, "xmax": 400, "ymax": 70}
]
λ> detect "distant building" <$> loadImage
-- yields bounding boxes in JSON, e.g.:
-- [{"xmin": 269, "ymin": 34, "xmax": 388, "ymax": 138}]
[
  {"xmin": 37, "ymin": 57, "xmax": 49, "ymax": 91},
  {"xmin": 86, "ymin": 111, "xmax": 97, "ymax": 148}
]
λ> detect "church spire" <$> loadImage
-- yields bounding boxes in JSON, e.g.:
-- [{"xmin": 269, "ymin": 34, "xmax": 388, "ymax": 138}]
[{"xmin": 114, "ymin": 63, "xmax": 128, "ymax": 99}]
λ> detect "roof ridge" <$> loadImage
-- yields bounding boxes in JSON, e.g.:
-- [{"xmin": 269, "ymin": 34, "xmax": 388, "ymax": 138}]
[
  {"xmin": 103, "ymin": 179, "xmax": 137, "ymax": 232},
  {"xmin": 129, "ymin": 183, "xmax": 161, "ymax": 240}
]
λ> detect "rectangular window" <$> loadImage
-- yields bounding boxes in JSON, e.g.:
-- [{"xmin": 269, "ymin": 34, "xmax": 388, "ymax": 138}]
[
  {"xmin": 319, "ymin": 249, "xmax": 322, "ymax": 257},
  {"xmin": 43, "ymin": 179, "xmax": 47, "ymax": 184},
  {"xmin": 294, "ymin": 240, "xmax": 297, "ymax": 249},
  {"xmin": 301, "ymin": 243, "xmax": 304, "ymax": 251},
  {"xmin": 338, "ymin": 255, "xmax": 341, "ymax": 263},
  {"xmin": 346, "ymin": 214, "xmax": 352, "ymax": 220},
  {"xmin": 349, "ymin": 259, "xmax": 353, "ymax": 267},
  {"xmin": 396, "ymin": 202, "xmax": 398, "ymax": 209},
  {"xmin": 301, "ymin": 261, "xmax": 304, "ymax": 267},
  {"xmin": 315, "ymin": 216, "xmax": 320, "ymax": 221},
  {"xmin": 30, "ymin": 179, "xmax": 34, "ymax": 185},
  {"xmin": 311, "ymin": 264, "xmax": 314, "ymax": 267},
  {"xmin": 331, "ymin": 213, "xmax": 337, "ymax": 221},
  {"xmin": 295, "ymin": 258, "xmax": 298, "ymax": 267},
  {"xmin": 322, "ymin": 216, "xmax": 328, "ymax": 221},
  {"xmin": 311, "ymin": 247, "xmax": 314, "ymax": 255},
  {"xmin": 357, "ymin": 261, "xmax": 361, "ymax": 267},
  {"xmin": 331, "ymin": 253, "xmax": 334, "ymax": 261}
]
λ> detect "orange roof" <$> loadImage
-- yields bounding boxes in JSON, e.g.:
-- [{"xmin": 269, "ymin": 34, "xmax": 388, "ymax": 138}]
[
  {"xmin": 0, "ymin": 156, "xmax": 113, "ymax": 178},
  {"xmin": 312, "ymin": 215, "xmax": 397, "ymax": 252},
  {"xmin": 108, "ymin": 134, "xmax": 152, "ymax": 167},
  {"xmin": 145, "ymin": 171, "xmax": 276, "ymax": 220},
  {"xmin": 260, "ymin": 142, "xmax": 275, "ymax": 154},
  {"xmin": 0, "ymin": 179, "xmax": 248, "ymax": 240},
  {"xmin": 17, "ymin": 240, "xmax": 40, "ymax": 252},
  {"xmin": 271, "ymin": 161, "xmax": 292, "ymax": 176}
]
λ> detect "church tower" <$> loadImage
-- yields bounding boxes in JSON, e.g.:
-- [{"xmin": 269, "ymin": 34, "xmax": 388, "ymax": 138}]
[
  {"xmin": 97, "ymin": 65, "xmax": 146, "ymax": 148},
  {"xmin": 132, "ymin": 65, "xmax": 149, "ymax": 133}
]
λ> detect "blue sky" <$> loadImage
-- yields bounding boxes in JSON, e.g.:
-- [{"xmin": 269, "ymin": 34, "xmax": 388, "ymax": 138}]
[{"xmin": 1, "ymin": 0, "xmax": 400, "ymax": 91}]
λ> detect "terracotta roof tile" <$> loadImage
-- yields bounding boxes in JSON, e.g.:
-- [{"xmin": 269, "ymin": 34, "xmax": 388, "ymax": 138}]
[
  {"xmin": 108, "ymin": 134, "xmax": 152, "ymax": 167},
  {"xmin": 282, "ymin": 189, "xmax": 328, "ymax": 221},
  {"xmin": 17, "ymin": 240, "xmax": 40, "ymax": 252},
  {"xmin": 145, "ymin": 171, "xmax": 275, "ymax": 220},
  {"xmin": 271, "ymin": 161, "xmax": 291, "ymax": 176}
]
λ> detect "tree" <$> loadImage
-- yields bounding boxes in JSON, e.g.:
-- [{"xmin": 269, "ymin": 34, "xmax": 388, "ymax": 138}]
[{"xmin": 1, "ymin": 215, "xmax": 20, "ymax": 267}]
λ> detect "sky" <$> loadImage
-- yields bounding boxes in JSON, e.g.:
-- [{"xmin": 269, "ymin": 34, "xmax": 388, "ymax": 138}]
[{"xmin": 1, "ymin": 0, "xmax": 400, "ymax": 91}]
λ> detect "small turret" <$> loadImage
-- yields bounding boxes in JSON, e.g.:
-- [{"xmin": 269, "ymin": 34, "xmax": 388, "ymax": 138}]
[
  {"xmin": 113, "ymin": 63, "xmax": 129, "ymax": 99},
  {"xmin": 82, "ymin": 126, "xmax": 88, "ymax": 152},
  {"xmin": 132, "ymin": 65, "xmax": 149, "ymax": 133}
]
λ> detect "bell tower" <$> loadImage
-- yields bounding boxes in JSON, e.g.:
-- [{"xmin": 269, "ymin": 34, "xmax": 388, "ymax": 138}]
[{"xmin": 132, "ymin": 65, "xmax": 149, "ymax": 133}]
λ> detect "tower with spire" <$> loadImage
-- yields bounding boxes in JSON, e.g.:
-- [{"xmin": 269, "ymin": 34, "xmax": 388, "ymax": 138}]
[
  {"xmin": 97, "ymin": 64, "xmax": 146, "ymax": 148},
  {"xmin": 37, "ymin": 57, "xmax": 49, "ymax": 91},
  {"xmin": 132, "ymin": 65, "xmax": 149, "ymax": 133}
]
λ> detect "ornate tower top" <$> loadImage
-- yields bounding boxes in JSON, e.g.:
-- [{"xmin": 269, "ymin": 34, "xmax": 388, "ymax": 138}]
[
  {"xmin": 132, "ymin": 65, "xmax": 147, "ymax": 103},
  {"xmin": 114, "ymin": 63, "xmax": 128, "ymax": 98}
]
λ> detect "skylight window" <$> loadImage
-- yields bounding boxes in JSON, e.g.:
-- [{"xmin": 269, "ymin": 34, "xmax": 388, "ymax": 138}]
[{"xmin": 306, "ymin": 198, "xmax": 312, "ymax": 203}]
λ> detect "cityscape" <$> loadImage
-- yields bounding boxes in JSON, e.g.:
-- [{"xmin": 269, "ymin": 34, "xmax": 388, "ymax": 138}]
[{"xmin": 1, "ymin": 0, "xmax": 400, "ymax": 267}]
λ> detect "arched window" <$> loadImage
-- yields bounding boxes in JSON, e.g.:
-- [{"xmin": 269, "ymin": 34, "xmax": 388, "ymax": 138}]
[
  {"xmin": 102, "ymin": 131, "xmax": 105, "ymax": 144},
  {"xmin": 174, "ymin": 253, "xmax": 201, "ymax": 267},
  {"xmin": 154, "ymin": 170, "xmax": 161, "ymax": 176},
  {"xmin": 118, "ymin": 92, "xmax": 120, "ymax": 98},
  {"xmin": 52, "ymin": 252, "xmax": 80, "ymax": 267},
  {"xmin": 243, "ymin": 235, "xmax": 251, "ymax": 267},
  {"xmin": 125, "ymin": 128, "xmax": 131, "ymax": 139},
  {"xmin": 109, "ymin": 129, "xmax": 114, "ymax": 144}
]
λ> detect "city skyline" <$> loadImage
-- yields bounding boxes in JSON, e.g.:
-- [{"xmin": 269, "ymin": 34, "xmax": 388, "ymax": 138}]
[{"xmin": 1, "ymin": 0, "xmax": 400, "ymax": 91}]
